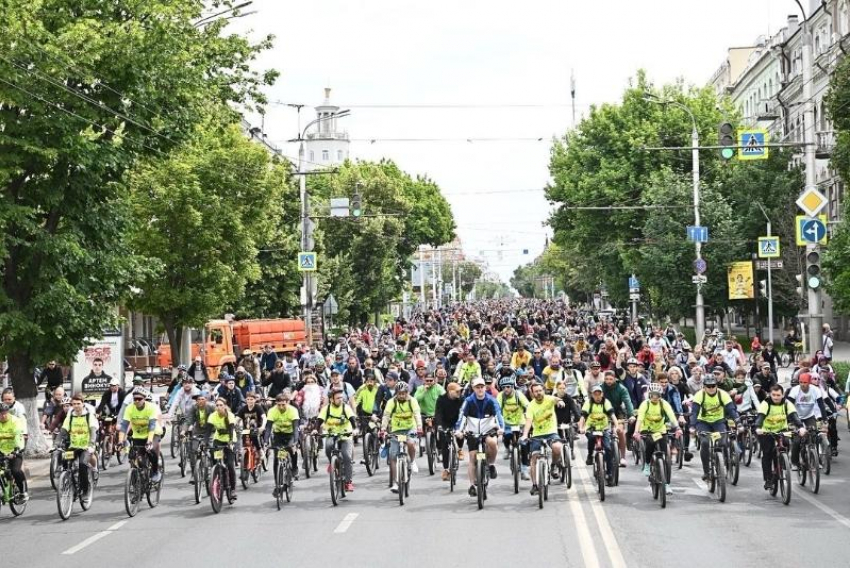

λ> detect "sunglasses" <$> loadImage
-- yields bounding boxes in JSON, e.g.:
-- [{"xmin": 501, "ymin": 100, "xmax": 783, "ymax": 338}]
[{"xmin": 133, "ymin": 397, "xmax": 145, "ymax": 401}]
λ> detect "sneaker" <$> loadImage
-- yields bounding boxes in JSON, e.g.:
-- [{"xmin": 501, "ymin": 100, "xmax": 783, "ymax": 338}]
[
  {"xmin": 619, "ymin": 458, "xmax": 626, "ymax": 467},
  {"xmin": 441, "ymin": 469, "xmax": 449, "ymax": 481},
  {"xmin": 230, "ymin": 493, "xmax": 237, "ymax": 501},
  {"xmin": 152, "ymin": 471, "xmax": 162, "ymax": 483},
  {"xmin": 551, "ymin": 468, "xmax": 560, "ymax": 480},
  {"xmin": 791, "ymin": 464, "xmax": 799, "ymax": 472},
  {"xmin": 273, "ymin": 487, "xmax": 279, "ymax": 498},
  {"xmin": 642, "ymin": 464, "xmax": 650, "ymax": 477},
  {"xmin": 684, "ymin": 451, "xmax": 694, "ymax": 462},
  {"xmin": 489, "ymin": 465, "xmax": 497, "ymax": 479},
  {"xmin": 468, "ymin": 485, "xmax": 477, "ymax": 497},
  {"xmin": 458, "ymin": 449, "xmax": 465, "ymax": 460},
  {"xmin": 665, "ymin": 484, "xmax": 672, "ymax": 495},
  {"xmin": 345, "ymin": 481, "xmax": 354, "ymax": 492},
  {"xmin": 606, "ymin": 475, "xmax": 614, "ymax": 487},
  {"xmin": 502, "ymin": 450, "xmax": 510, "ymax": 460},
  {"xmin": 832, "ymin": 448, "xmax": 839, "ymax": 457},
  {"xmin": 530, "ymin": 485, "xmax": 539, "ymax": 496},
  {"xmin": 292, "ymin": 471, "xmax": 299, "ymax": 481},
  {"xmin": 585, "ymin": 455, "xmax": 594, "ymax": 466},
  {"xmin": 763, "ymin": 480, "xmax": 773, "ymax": 490},
  {"xmin": 701, "ymin": 473, "xmax": 710, "ymax": 482},
  {"xmin": 521, "ymin": 470, "xmax": 530, "ymax": 481},
  {"xmin": 411, "ymin": 461, "xmax": 419, "ymax": 474},
  {"xmin": 390, "ymin": 486, "xmax": 399, "ymax": 494}
]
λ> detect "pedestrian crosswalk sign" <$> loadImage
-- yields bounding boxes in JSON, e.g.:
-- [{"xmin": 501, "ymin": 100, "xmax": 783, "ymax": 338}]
[
  {"xmin": 757, "ymin": 236, "xmax": 780, "ymax": 259},
  {"xmin": 298, "ymin": 252, "xmax": 317, "ymax": 272},
  {"xmin": 738, "ymin": 129, "xmax": 768, "ymax": 161}
]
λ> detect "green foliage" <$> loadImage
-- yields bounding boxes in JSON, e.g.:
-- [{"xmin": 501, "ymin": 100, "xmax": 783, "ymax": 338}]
[
  {"xmin": 309, "ymin": 160, "xmax": 455, "ymax": 324},
  {"xmin": 0, "ymin": 0, "xmax": 276, "ymax": 397},
  {"xmin": 126, "ymin": 118, "xmax": 286, "ymax": 359},
  {"xmin": 440, "ymin": 260, "xmax": 482, "ymax": 299},
  {"xmin": 473, "ymin": 281, "xmax": 512, "ymax": 299},
  {"xmin": 823, "ymin": 203, "xmax": 850, "ymax": 315}
]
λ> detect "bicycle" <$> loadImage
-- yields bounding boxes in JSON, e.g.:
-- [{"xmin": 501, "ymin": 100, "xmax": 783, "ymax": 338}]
[
  {"xmin": 299, "ymin": 417, "xmax": 321, "ymax": 479},
  {"xmin": 273, "ymin": 445, "xmax": 294, "ymax": 509},
  {"xmin": 796, "ymin": 430, "xmax": 820, "ymax": 494},
  {"xmin": 169, "ymin": 413, "xmax": 185, "ymax": 459},
  {"xmin": 644, "ymin": 432, "xmax": 669, "ymax": 509},
  {"xmin": 559, "ymin": 422, "xmax": 576, "ymax": 461},
  {"xmin": 780, "ymin": 343, "xmax": 804, "ymax": 368},
  {"xmin": 240, "ymin": 424, "xmax": 262, "ymax": 489},
  {"xmin": 725, "ymin": 425, "xmax": 741, "ymax": 487},
  {"xmin": 439, "ymin": 427, "xmax": 459, "ymax": 493},
  {"xmin": 589, "ymin": 429, "xmax": 610, "ymax": 501},
  {"xmin": 360, "ymin": 416, "xmax": 380, "ymax": 477},
  {"xmin": 49, "ymin": 434, "xmax": 62, "ymax": 490},
  {"xmin": 124, "ymin": 443, "xmax": 162, "ymax": 517},
  {"xmin": 766, "ymin": 431, "xmax": 794, "ymax": 505},
  {"xmin": 506, "ymin": 429, "xmax": 522, "ymax": 494},
  {"xmin": 97, "ymin": 414, "xmax": 122, "ymax": 470},
  {"xmin": 817, "ymin": 419, "xmax": 832, "ymax": 476},
  {"xmin": 56, "ymin": 447, "xmax": 95, "ymax": 520},
  {"xmin": 209, "ymin": 443, "xmax": 236, "ymax": 513},
  {"xmin": 700, "ymin": 431, "xmax": 727, "ymax": 503},
  {"xmin": 470, "ymin": 432, "xmax": 494, "ymax": 510},
  {"xmin": 0, "ymin": 453, "xmax": 27, "ymax": 517},
  {"xmin": 739, "ymin": 414, "xmax": 756, "ymax": 467},
  {"xmin": 325, "ymin": 434, "xmax": 348, "ymax": 506},
  {"xmin": 388, "ymin": 433, "xmax": 411, "ymax": 506},
  {"xmin": 533, "ymin": 438, "xmax": 569, "ymax": 509},
  {"xmin": 192, "ymin": 437, "xmax": 211, "ymax": 504},
  {"xmin": 666, "ymin": 431, "xmax": 683, "ymax": 473},
  {"xmin": 423, "ymin": 417, "xmax": 438, "ymax": 476}
]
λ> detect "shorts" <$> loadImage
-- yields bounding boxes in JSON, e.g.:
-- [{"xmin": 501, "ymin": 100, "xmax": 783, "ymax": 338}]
[
  {"xmin": 530, "ymin": 433, "xmax": 561, "ymax": 453},
  {"xmin": 388, "ymin": 431, "xmax": 416, "ymax": 460},
  {"xmin": 466, "ymin": 432, "xmax": 496, "ymax": 452}
]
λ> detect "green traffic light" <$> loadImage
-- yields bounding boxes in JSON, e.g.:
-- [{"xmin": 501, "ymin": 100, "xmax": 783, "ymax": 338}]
[{"xmin": 721, "ymin": 148, "xmax": 735, "ymax": 160}]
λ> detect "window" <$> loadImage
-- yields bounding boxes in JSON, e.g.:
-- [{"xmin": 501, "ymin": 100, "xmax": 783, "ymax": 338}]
[
  {"xmin": 309, "ymin": 150, "xmax": 314, "ymax": 162},
  {"xmin": 322, "ymin": 150, "xmax": 329, "ymax": 161},
  {"xmin": 842, "ymin": 2, "xmax": 849, "ymax": 36},
  {"xmin": 337, "ymin": 150, "xmax": 343, "ymax": 161}
]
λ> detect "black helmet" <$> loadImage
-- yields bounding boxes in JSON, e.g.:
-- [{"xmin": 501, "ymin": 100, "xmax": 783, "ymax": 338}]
[
  {"xmin": 0, "ymin": 403, "xmax": 9, "ymax": 412},
  {"xmin": 703, "ymin": 375, "xmax": 718, "ymax": 387}
]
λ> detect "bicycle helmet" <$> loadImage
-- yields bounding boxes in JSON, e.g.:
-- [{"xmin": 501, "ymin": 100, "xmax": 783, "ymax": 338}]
[
  {"xmin": 627, "ymin": 358, "xmax": 639, "ymax": 366},
  {"xmin": 61, "ymin": 396, "xmax": 72, "ymax": 405},
  {"xmin": 131, "ymin": 386, "xmax": 147, "ymax": 398},
  {"xmin": 0, "ymin": 403, "xmax": 9, "ymax": 412},
  {"xmin": 590, "ymin": 385, "xmax": 603, "ymax": 394},
  {"xmin": 703, "ymin": 375, "xmax": 718, "ymax": 387},
  {"xmin": 648, "ymin": 383, "xmax": 663, "ymax": 396},
  {"xmin": 177, "ymin": 364, "xmax": 188, "ymax": 372},
  {"xmin": 395, "ymin": 381, "xmax": 409, "ymax": 393},
  {"xmin": 182, "ymin": 375, "xmax": 195, "ymax": 384},
  {"xmin": 498, "ymin": 376, "xmax": 516, "ymax": 390}
]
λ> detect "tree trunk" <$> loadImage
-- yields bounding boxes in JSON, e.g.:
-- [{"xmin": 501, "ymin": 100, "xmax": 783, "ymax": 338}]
[
  {"xmin": 164, "ymin": 321, "xmax": 182, "ymax": 369},
  {"xmin": 8, "ymin": 351, "xmax": 50, "ymax": 457}
]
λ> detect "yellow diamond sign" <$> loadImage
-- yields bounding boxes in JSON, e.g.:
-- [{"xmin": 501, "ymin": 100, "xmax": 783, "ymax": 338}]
[{"xmin": 796, "ymin": 187, "xmax": 827, "ymax": 217}]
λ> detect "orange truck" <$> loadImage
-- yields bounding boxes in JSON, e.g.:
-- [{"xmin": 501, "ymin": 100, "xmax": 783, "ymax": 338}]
[{"xmin": 156, "ymin": 318, "xmax": 307, "ymax": 381}]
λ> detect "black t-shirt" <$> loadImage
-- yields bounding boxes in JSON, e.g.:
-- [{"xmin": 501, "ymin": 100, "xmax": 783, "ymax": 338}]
[{"xmin": 237, "ymin": 405, "xmax": 266, "ymax": 429}]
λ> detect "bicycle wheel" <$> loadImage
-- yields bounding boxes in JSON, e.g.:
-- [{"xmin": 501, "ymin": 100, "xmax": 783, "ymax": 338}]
[
  {"xmin": 651, "ymin": 458, "xmax": 660, "ymax": 500},
  {"xmin": 179, "ymin": 439, "xmax": 187, "ymax": 478},
  {"xmin": 807, "ymin": 446, "xmax": 820, "ymax": 494},
  {"xmin": 302, "ymin": 436, "xmax": 312, "ymax": 479},
  {"xmin": 563, "ymin": 450, "xmax": 572, "ymax": 489},
  {"xmin": 675, "ymin": 437, "xmax": 684, "ymax": 470},
  {"xmin": 542, "ymin": 461, "xmax": 549, "ymax": 502},
  {"xmin": 193, "ymin": 458, "xmax": 202, "ymax": 504},
  {"xmin": 364, "ymin": 433, "xmax": 375, "ymax": 477},
  {"xmin": 743, "ymin": 433, "xmax": 753, "ymax": 467},
  {"xmin": 511, "ymin": 445, "xmax": 519, "ymax": 494},
  {"xmin": 821, "ymin": 436, "xmax": 832, "ymax": 476},
  {"xmin": 779, "ymin": 451, "xmax": 792, "ymax": 505},
  {"xmin": 476, "ymin": 459, "xmax": 485, "ymax": 510},
  {"xmin": 397, "ymin": 457, "xmax": 406, "ymax": 506},
  {"xmin": 715, "ymin": 454, "xmax": 727, "ymax": 503},
  {"xmin": 656, "ymin": 456, "xmax": 667, "ymax": 509},
  {"xmin": 124, "ymin": 467, "xmax": 141, "ymax": 517},
  {"xmin": 729, "ymin": 449, "xmax": 740, "ymax": 486},
  {"xmin": 275, "ymin": 462, "xmax": 284, "ymax": 510},
  {"xmin": 594, "ymin": 452, "xmax": 605, "ymax": 502},
  {"xmin": 284, "ymin": 462, "xmax": 293, "ymax": 503},
  {"xmin": 797, "ymin": 450, "xmax": 807, "ymax": 486},
  {"xmin": 147, "ymin": 455, "xmax": 163, "ymax": 508},
  {"xmin": 449, "ymin": 443, "xmax": 456, "ymax": 493},
  {"xmin": 780, "ymin": 353, "xmax": 791, "ymax": 368},
  {"xmin": 537, "ymin": 460, "xmax": 546, "ymax": 509},
  {"xmin": 426, "ymin": 431, "xmax": 436, "ymax": 476},
  {"xmin": 57, "ymin": 470, "xmax": 74, "ymax": 520},
  {"xmin": 241, "ymin": 449, "xmax": 250, "ymax": 490},
  {"xmin": 79, "ymin": 469, "xmax": 94, "ymax": 511},
  {"xmin": 612, "ymin": 440, "xmax": 620, "ymax": 486},
  {"xmin": 101, "ymin": 437, "xmax": 112, "ymax": 471},
  {"xmin": 170, "ymin": 425, "xmax": 178, "ymax": 458},
  {"xmin": 116, "ymin": 440, "xmax": 125, "ymax": 464},
  {"xmin": 9, "ymin": 476, "xmax": 27, "ymax": 517},
  {"xmin": 329, "ymin": 455, "xmax": 339, "ymax": 506},
  {"xmin": 209, "ymin": 464, "xmax": 223, "ymax": 514},
  {"xmin": 49, "ymin": 451, "xmax": 60, "ymax": 490}
]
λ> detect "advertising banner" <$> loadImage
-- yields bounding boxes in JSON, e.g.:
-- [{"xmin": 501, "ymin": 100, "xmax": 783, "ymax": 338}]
[
  {"xmin": 72, "ymin": 332, "xmax": 123, "ymax": 397},
  {"xmin": 727, "ymin": 261, "xmax": 754, "ymax": 300}
]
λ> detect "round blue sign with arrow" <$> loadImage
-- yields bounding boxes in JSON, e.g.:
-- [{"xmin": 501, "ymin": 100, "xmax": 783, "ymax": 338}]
[
  {"xmin": 694, "ymin": 258, "xmax": 707, "ymax": 275},
  {"xmin": 801, "ymin": 219, "xmax": 826, "ymax": 244}
]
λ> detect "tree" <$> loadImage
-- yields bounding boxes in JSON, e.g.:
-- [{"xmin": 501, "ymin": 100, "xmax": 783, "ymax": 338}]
[
  {"xmin": 309, "ymin": 160, "xmax": 455, "ymax": 324},
  {"xmin": 126, "ymin": 118, "xmax": 288, "ymax": 363},
  {"xmin": 0, "ymin": 1, "xmax": 275, "ymax": 454}
]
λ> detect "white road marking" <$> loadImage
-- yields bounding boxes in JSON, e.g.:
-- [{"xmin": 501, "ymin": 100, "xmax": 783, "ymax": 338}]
[
  {"xmin": 62, "ymin": 520, "xmax": 129, "ymax": 555},
  {"xmin": 794, "ymin": 489, "xmax": 850, "ymax": 530},
  {"xmin": 575, "ymin": 450, "xmax": 628, "ymax": 568},
  {"xmin": 566, "ymin": 482, "xmax": 600, "ymax": 568},
  {"xmin": 333, "ymin": 512, "xmax": 359, "ymax": 534}
]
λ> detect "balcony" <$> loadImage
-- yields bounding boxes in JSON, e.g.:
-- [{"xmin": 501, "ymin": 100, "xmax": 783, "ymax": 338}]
[
  {"xmin": 305, "ymin": 131, "xmax": 350, "ymax": 141},
  {"xmin": 816, "ymin": 130, "xmax": 836, "ymax": 159}
]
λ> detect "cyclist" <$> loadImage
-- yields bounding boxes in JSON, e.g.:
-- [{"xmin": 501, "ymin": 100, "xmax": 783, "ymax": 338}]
[
  {"xmin": 435, "ymin": 382, "xmax": 464, "ymax": 480},
  {"xmin": 205, "ymin": 397, "xmax": 238, "ymax": 500},
  {"xmin": 354, "ymin": 370, "xmax": 381, "ymax": 426},
  {"xmin": 237, "ymin": 391, "xmax": 267, "ymax": 459},
  {"xmin": 634, "ymin": 383, "xmax": 680, "ymax": 494},
  {"xmin": 96, "ymin": 378, "xmax": 126, "ymax": 419},
  {"xmin": 59, "ymin": 393, "xmax": 99, "ymax": 496},
  {"xmin": 496, "ymin": 374, "xmax": 530, "ymax": 479},
  {"xmin": 316, "ymin": 389, "xmax": 357, "ymax": 493},
  {"xmin": 324, "ymin": 369, "xmax": 356, "ymax": 405},
  {"xmin": 118, "ymin": 387, "xmax": 162, "ymax": 483},
  {"xmin": 578, "ymin": 385, "xmax": 618, "ymax": 486},
  {"xmin": 689, "ymin": 373, "xmax": 739, "ymax": 482},
  {"xmin": 755, "ymin": 384, "xmax": 806, "ymax": 490},
  {"xmin": 185, "ymin": 392, "xmax": 211, "ymax": 483},
  {"xmin": 601, "ymin": 369, "xmax": 634, "ymax": 467},
  {"xmin": 786, "ymin": 372, "xmax": 827, "ymax": 470},
  {"xmin": 454, "ymin": 351, "xmax": 483, "ymax": 385},
  {"xmin": 167, "ymin": 376, "xmax": 199, "ymax": 420},
  {"xmin": 0, "ymin": 402, "xmax": 27, "ymax": 500},
  {"xmin": 520, "ymin": 381, "xmax": 567, "ymax": 496},
  {"xmin": 456, "ymin": 377, "xmax": 504, "ymax": 497},
  {"xmin": 552, "ymin": 380, "xmax": 582, "ymax": 458},
  {"xmin": 380, "ymin": 381, "xmax": 423, "ymax": 494},
  {"xmin": 414, "ymin": 371, "xmax": 445, "ymax": 452},
  {"xmin": 264, "ymin": 392, "xmax": 300, "ymax": 495},
  {"xmin": 42, "ymin": 386, "xmax": 67, "ymax": 430}
]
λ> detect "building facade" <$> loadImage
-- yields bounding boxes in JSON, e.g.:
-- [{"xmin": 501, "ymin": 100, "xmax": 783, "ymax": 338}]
[{"xmin": 304, "ymin": 88, "xmax": 350, "ymax": 172}]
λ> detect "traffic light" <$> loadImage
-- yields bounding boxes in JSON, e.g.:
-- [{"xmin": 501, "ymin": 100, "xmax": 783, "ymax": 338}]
[
  {"xmin": 718, "ymin": 122, "xmax": 735, "ymax": 160},
  {"xmin": 795, "ymin": 273, "xmax": 805, "ymax": 297},
  {"xmin": 807, "ymin": 250, "xmax": 821, "ymax": 290},
  {"xmin": 759, "ymin": 280, "xmax": 767, "ymax": 297},
  {"xmin": 351, "ymin": 193, "xmax": 362, "ymax": 218}
]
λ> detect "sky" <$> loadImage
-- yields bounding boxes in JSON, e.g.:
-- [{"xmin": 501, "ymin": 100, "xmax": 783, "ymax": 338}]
[{"xmin": 228, "ymin": 0, "xmax": 795, "ymax": 284}]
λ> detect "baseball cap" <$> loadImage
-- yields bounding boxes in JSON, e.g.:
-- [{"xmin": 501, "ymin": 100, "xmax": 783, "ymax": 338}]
[
  {"xmin": 415, "ymin": 360, "xmax": 426, "ymax": 369},
  {"xmin": 799, "ymin": 373, "xmax": 811, "ymax": 384},
  {"xmin": 108, "ymin": 378, "xmax": 120, "ymax": 386},
  {"xmin": 471, "ymin": 378, "xmax": 485, "ymax": 387}
]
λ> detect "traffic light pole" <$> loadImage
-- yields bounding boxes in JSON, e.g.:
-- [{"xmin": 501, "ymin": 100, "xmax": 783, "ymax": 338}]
[
  {"xmin": 756, "ymin": 203, "xmax": 775, "ymax": 345},
  {"xmin": 691, "ymin": 123, "xmax": 706, "ymax": 345},
  {"xmin": 801, "ymin": 18, "xmax": 823, "ymax": 353}
]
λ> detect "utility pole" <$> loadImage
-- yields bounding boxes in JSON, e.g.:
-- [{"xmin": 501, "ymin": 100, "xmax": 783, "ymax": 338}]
[
  {"xmin": 570, "ymin": 69, "xmax": 577, "ymax": 128},
  {"xmin": 419, "ymin": 246, "xmax": 426, "ymax": 307},
  {"xmin": 756, "ymin": 203, "xmax": 775, "ymax": 344},
  {"xmin": 800, "ymin": 9, "xmax": 823, "ymax": 352},
  {"xmin": 691, "ymin": 119, "xmax": 706, "ymax": 346}
]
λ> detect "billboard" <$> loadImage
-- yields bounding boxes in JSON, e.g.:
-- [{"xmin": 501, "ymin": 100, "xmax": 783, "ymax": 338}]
[
  {"xmin": 727, "ymin": 261, "xmax": 754, "ymax": 300},
  {"xmin": 72, "ymin": 332, "xmax": 124, "ymax": 397}
]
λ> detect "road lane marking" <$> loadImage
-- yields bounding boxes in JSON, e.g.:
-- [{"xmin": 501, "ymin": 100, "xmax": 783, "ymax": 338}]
[
  {"xmin": 566, "ymin": 484, "xmax": 600, "ymax": 568},
  {"xmin": 575, "ymin": 450, "xmax": 627, "ymax": 568},
  {"xmin": 62, "ymin": 520, "xmax": 128, "ymax": 555},
  {"xmin": 794, "ymin": 489, "xmax": 850, "ymax": 530},
  {"xmin": 334, "ymin": 513, "xmax": 359, "ymax": 533}
]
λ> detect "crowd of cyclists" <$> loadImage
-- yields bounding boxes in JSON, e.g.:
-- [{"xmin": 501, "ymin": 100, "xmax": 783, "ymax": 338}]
[{"xmin": 0, "ymin": 298, "xmax": 847, "ymax": 517}]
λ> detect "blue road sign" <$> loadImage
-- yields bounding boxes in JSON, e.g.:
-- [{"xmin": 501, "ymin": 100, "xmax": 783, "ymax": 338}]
[
  {"xmin": 801, "ymin": 218, "xmax": 827, "ymax": 244},
  {"xmin": 694, "ymin": 258, "xmax": 707, "ymax": 275},
  {"xmin": 628, "ymin": 275, "xmax": 639, "ymax": 289},
  {"xmin": 298, "ymin": 251, "xmax": 317, "ymax": 272},
  {"xmin": 738, "ymin": 129, "xmax": 768, "ymax": 160},
  {"xmin": 687, "ymin": 226, "xmax": 709, "ymax": 243}
]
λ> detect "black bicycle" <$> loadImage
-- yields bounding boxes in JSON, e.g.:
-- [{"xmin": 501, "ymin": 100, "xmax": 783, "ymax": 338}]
[
  {"xmin": 0, "ymin": 452, "xmax": 27, "ymax": 517},
  {"xmin": 209, "ymin": 443, "xmax": 236, "ymax": 514},
  {"xmin": 701, "ymin": 431, "xmax": 727, "ymax": 503},
  {"xmin": 56, "ymin": 447, "xmax": 95, "ymax": 520},
  {"xmin": 325, "ymin": 434, "xmax": 348, "ymax": 506},
  {"xmin": 273, "ymin": 445, "xmax": 294, "ymax": 509},
  {"xmin": 423, "ymin": 417, "xmax": 438, "ymax": 476},
  {"xmin": 439, "ymin": 427, "xmax": 460, "ymax": 493},
  {"xmin": 766, "ymin": 431, "xmax": 794, "ymax": 505},
  {"xmin": 471, "ymin": 432, "xmax": 495, "ymax": 510},
  {"xmin": 124, "ymin": 443, "xmax": 163, "ymax": 517},
  {"xmin": 192, "ymin": 437, "xmax": 211, "ymax": 504},
  {"xmin": 643, "ymin": 432, "xmax": 670, "ymax": 509},
  {"xmin": 796, "ymin": 429, "xmax": 820, "ymax": 494},
  {"xmin": 360, "ymin": 416, "xmax": 380, "ymax": 477}
]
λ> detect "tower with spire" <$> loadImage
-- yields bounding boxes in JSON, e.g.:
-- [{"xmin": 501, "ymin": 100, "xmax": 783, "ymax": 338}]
[{"xmin": 304, "ymin": 87, "xmax": 350, "ymax": 172}]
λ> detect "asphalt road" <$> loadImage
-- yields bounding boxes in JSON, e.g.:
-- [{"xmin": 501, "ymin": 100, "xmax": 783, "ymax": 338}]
[{"xmin": 4, "ymin": 414, "xmax": 850, "ymax": 568}]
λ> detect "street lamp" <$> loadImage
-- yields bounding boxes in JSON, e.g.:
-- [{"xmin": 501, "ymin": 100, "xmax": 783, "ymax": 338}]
[{"xmin": 644, "ymin": 93, "xmax": 705, "ymax": 343}]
